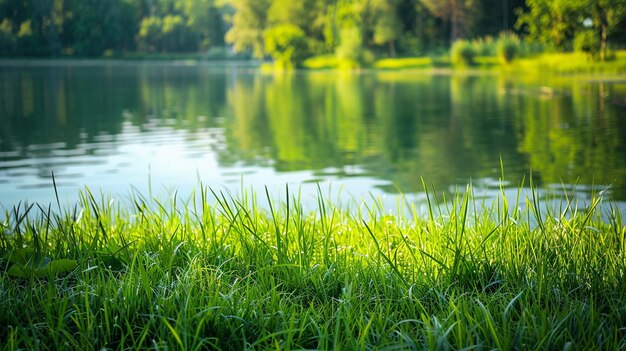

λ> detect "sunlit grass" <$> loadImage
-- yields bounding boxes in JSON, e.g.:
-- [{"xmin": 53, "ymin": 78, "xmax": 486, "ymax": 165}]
[
  {"xmin": 374, "ymin": 57, "xmax": 432, "ymax": 69},
  {"xmin": 1, "ymin": 180, "xmax": 625, "ymax": 350},
  {"xmin": 302, "ymin": 50, "xmax": 626, "ymax": 76},
  {"xmin": 474, "ymin": 56, "xmax": 500, "ymax": 67},
  {"xmin": 509, "ymin": 51, "xmax": 626, "ymax": 75},
  {"xmin": 302, "ymin": 55, "xmax": 343, "ymax": 69}
]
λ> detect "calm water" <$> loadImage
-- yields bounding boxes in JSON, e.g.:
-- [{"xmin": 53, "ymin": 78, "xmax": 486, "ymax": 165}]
[{"xmin": 1, "ymin": 61, "xmax": 626, "ymax": 214}]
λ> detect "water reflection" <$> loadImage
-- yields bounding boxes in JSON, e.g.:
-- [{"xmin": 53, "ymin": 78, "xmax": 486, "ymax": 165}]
[{"xmin": 0, "ymin": 62, "xmax": 625, "ymax": 213}]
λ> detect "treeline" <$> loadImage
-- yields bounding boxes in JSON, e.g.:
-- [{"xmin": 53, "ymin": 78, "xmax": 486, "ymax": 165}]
[
  {"xmin": 0, "ymin": 0, "xmax": 227, "ymax": 56},
  {"xmin": 0, "ymin": 0, "xmax": 624, "ymax": 64}
]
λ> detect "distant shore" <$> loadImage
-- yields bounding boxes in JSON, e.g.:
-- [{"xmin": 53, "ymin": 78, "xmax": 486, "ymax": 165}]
[{"xmin": 2, "ymin": 51, "xmax": 625, "ymax": 77}]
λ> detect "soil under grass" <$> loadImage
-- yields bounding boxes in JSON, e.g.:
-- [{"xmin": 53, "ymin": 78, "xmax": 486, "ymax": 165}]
[{"xmin": 1, "ymin": 183, "xmax": 625, "ymax": 350}]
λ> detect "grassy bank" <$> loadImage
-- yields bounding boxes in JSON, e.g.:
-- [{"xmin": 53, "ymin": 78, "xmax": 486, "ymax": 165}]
[
  {"xmin": 301, "ymin": 51, "xmax": 626, "ymax": 76},
  {"xmin": 509, "ymin": 51, "xmax": 626, "ymax": 75},
  {"xmin": 1, "ymin": 183, "xmax": 625, "ymax": 350}
]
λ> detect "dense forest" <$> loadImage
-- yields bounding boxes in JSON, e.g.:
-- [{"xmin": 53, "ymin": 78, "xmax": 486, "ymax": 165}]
[{"xmin": 0, "ymin": 0, "xmax": 625, "ymax": 63}]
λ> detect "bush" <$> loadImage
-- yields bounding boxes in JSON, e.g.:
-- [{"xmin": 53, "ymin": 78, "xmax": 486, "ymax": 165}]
[
  {"xmin": 451, "ymin": 40, "xmax": 476, "ymax": 67},
  {"xmin": 472, "ymin": 35, "xmax": 496, "ymax": 56},
  {"xmin": 574, "ymin": 30, "xmax": 600, "ymax": 60},
  {"xmin": 496, "ymin": 32, "xmax": 521, "ymax": 64}
]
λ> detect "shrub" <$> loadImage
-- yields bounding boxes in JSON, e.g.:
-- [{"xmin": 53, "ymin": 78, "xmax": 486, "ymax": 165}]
[
  {"xmin": 496, "ymin": 32, "xmax": 521, "ymax": 64},
  {"xmin": 472, "ymin": 35, "xmax": 496, "ymax": 56},
  {"xmin": 574, "ymin": 30, "xmax": 600, "ymax": 60},
  {"xmin": 451, "ymin": 40, "xmax": 476, "ymax": 67}
]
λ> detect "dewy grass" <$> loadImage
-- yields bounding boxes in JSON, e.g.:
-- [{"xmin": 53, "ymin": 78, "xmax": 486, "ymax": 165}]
[{"xmin": 1, "ymin": 180, "xmax": 625, "ymax": 350}]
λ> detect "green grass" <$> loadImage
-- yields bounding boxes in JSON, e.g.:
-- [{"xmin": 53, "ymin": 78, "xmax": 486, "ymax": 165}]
[
  {"xmin": 301, "ymin": 51, "xmax": 626, "ymax": 75},
  {"xmin": 374, "ymin": 57, "xmax": 433, "ymax": 70},
  {"xmin": 302, "ymin": 55, "xmax": 343, "ymax": 69},
  {"xmin": 510, "ymin": 51, "xmax": 626, "ymax": 75},
  {"xmin": 1, "ymin": 180, "xmax": 625, "ymax": 350},
  {"xmin": 474, "ymin": 56, "xmax": 500, "ymax": 67}
]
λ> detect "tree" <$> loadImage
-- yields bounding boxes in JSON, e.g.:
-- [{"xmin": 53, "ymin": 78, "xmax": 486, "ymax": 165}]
[
  {"xmin": 333, "ymin": 0, "xmax": 368, "ymax": 65},
  {"xmin": 574, "ymin": 29, "xmax": 600, "ymax": 58},
  {"xmin": 264, "ymin": 23, "xmax": 307, "ymax": 69},
  {"xmin": 225, "ymin": 0, "xmax": 271, "ymax": 58},
  {"xmin": 516, "ymin": 0, "xmax": 582, "ymax": 50},
  {"xmin": 177, "ymin": 0, "xmax": 226, "ymax": 50},
  {"xmin": 474, "ymin": 0, "xmax": 526, "ymax": 35},
  {"xmin": 137, "ymin": 16, "xmax": 162, "ymax": 52},
  {"xmin": 161, "ymin": 14, "xmax": 188, "ymax": 51},
  {"xmin": 3, "ymin": 0, "xmax": 64, "ymax": 55},
  {"xmin": 0, "ymin": 18, "xmax": 15, "ymax": 54},
  {"xmin": 583, "ymin": 0, "xmax": 626, "ymax": 60},
  {"xmin": 370, "ymin": 0, "xmax": 402, "ymax": 57},
  {"xmin": 420, "ymin": 0, "xmax": 476, "ymax": 42},
  {"xmin": 517, "ymin": 0, "xmax": 626, "ymax": 58},
  {"xmin": 267, "ymin": 0, "xmax": 327, "ymax": 55},
  {"xmin": 71, "ymin": 0, "xmax": 138, "ymax": 56},
  {"xmin": 394, "ymin": 0, "xmax": 448, "ymax": 55},
  {"xmin": 336, "ymin": 26, "xmax": 364, "ymax": 66}
]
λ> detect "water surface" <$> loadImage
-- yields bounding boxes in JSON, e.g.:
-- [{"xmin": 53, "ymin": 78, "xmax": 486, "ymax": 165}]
[{"xmin": 1, "ymin": 61, "xmax": 625, "ymax": 213}]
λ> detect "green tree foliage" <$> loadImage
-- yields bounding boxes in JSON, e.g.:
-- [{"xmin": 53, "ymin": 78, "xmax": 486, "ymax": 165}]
[
  {"xmin": 161, "ymin": 15, "xmax": 188, "ymax": 51},
  {"xmin": 474, "ymin": 0, "xmax": 526, "ymax": 35},
  {"xmin": 225, "ymin": 0, "xmax": 271, "ymax": 58},
  {"xmin": 333, "ymin": 0, "xmax": 369, "ymax": 65},
  {"xmin": 264, "ymin": 24, "xmax": 307, "ymax": 69},
  {"xmin": 137, "ymin": 16, "xmax": 163, "ymax": 52},
  {"xmin": 177, "ymin": 0, "xmax": 225, "ymax": 50},
  {"xmin": 267, "ymin": 0, "xmax": 326, "ymax": 54},
  {"xmin": 370, "ymin": 0, "xmax": 402, "ymax": 57},
  {"xmin": 517, "ymin": 0, "xmax": 586, "ymax": 49},
  {"xmin": 450, "ymin": 39, "xmax": 476, "ymax": 66},
  {"xmin": 336, "ymin": 26, "xmax": 364, "ymax": 67},
  {"xmin": 582, "ymin": 0, "xmax": 626, "ymax": 60},
  {"xmin": 71, "ymin": 0, "xmax": 137, "ymax": 56},
  {"xmin": 573, "ymin": 29, "xmax": 600, "ymax": 58},
  {"xmin": 517, "ymin": 0, "xmax": 625, "ymax": 60},
  {"xmin": 0, "ymin": 18, "xmax": 15, "ymax": 53},
  {"xmin": 0, "ymin": 0, "xmax": 65, "ymax": 55},
  {"xmin": 420, "ymin": 0, "xmax": 477, "ymax": 41},
  {"xmin": 0, "ymin": 0, "xmax": 625, "ymax": 59}
]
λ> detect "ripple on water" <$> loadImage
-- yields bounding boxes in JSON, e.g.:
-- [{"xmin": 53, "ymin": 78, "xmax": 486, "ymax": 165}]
[
  {"xmin": 0, "ymin": 150, "xmax": 22, "ymax": 159},
  {"xmin": 19, "ymin": 181, "xmax": 77, "ymax": 190}
]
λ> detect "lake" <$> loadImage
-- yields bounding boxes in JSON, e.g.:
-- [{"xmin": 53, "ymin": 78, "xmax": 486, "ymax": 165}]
[{"xmin": 1, "ymin": 61, "xmax": 626, "ymax": 215}]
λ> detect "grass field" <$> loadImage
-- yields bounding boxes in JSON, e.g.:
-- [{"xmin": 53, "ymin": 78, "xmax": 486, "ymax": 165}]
[{"xmin": 1, "ymin": 180, "xmax": 625, "ymax": 350}]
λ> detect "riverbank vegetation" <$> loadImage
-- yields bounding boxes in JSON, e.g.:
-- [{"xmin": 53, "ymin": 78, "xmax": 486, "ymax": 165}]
[
  {"xmin": 1, "ymin": 1, "xmax": 625, "ymax": 71},
  {"xmin": 1, "ymin": 182, "xmax": 625, "ymax": 350}
]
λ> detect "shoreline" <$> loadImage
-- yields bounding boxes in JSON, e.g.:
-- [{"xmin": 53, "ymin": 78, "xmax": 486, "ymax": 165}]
[{"xmin": 2, "ymin": 53, "xmax": 625, "ymax": 78}]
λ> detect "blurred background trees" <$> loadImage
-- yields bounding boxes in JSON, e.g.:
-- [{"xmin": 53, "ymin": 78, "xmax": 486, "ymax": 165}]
[{"xmin": 0, "ymin": 0, "xmax": 624, "ymax": 64}]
